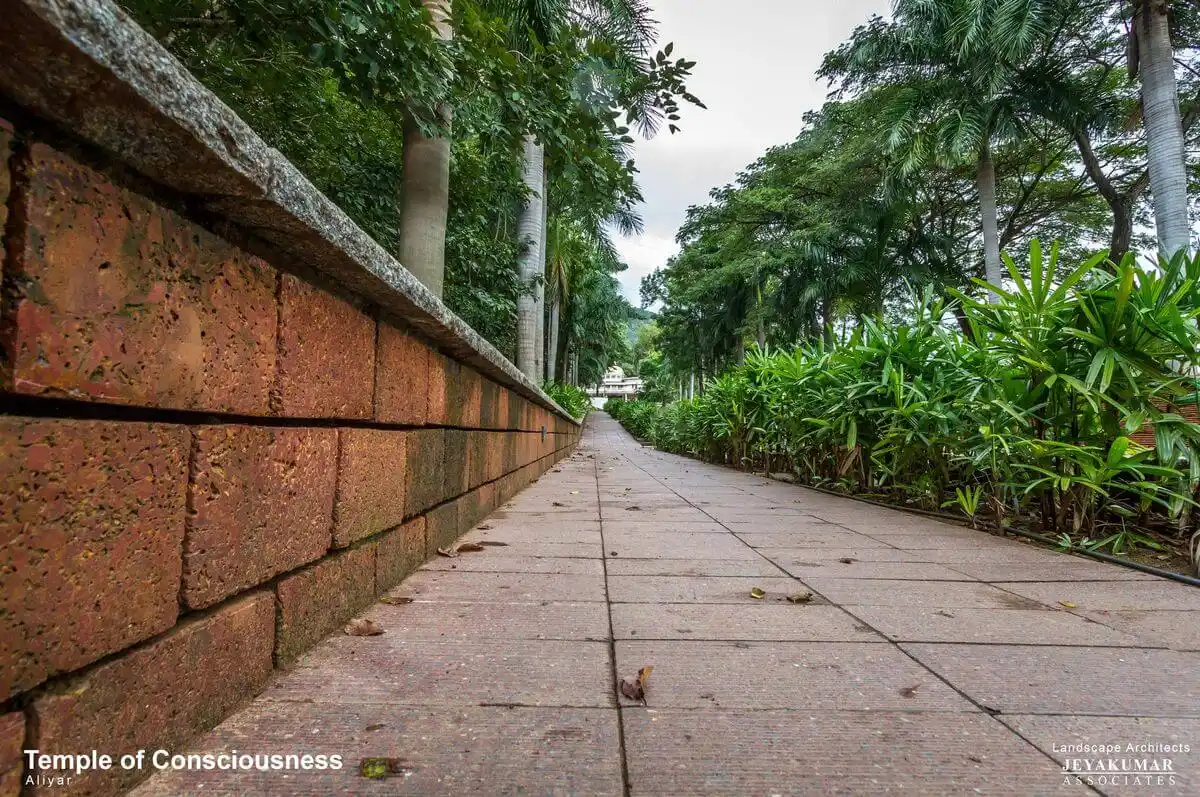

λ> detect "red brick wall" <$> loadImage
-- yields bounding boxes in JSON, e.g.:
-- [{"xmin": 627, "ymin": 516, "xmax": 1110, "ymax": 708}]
[{"xmin": 0, "ymin": 124, "xmax": 579, "ymax": 796}]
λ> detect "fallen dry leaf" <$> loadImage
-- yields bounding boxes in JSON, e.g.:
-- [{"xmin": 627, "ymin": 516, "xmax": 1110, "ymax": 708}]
[
  {"xmin": 899, "ymin": 684, "xmax": 920, "ymax": 698},
  {"xmin": 1059, "ymin": 601, "xmax": 1077, "ymax": 609},
  {"xmin": 750, "ymin": 587, "xmax": 766, "ymax": 600},
  {"xmin": 968, "ymin": 755, "xmax": 983, "ymax": 764},
  {"xmin": 359, "ymin": 757, "xmax": 410, "ymax": 779},
  {"xmin": 455, "ymin": 542, "xmax": 486, "ymax": 553},
  {"xmin": 619, "ymin": 666, "xmax": 654, "ymax": 703},
  {"xmin": 625, "ymin": 505, "xmax": 642, "ymax": 511},
  {"xmin": 935, "ymin": 610, "xmax": 955, "ymax": 618},
  {"xmin": 344, "ymin": 618, "xmax": 384, "ymax": 637},
  {"xmin": 476, "ymin": 524, "xmax": 493, "ymax": 531},
  {"xmin": 551, "ymin": 501, "xmax": 566, "ymax": 507},
  {"xmin": 436, "ymin": 547, "xmax": 458, "ymax": 558},
  {"xmin": 364, "ymin": 723, "xmax": 386, "ymax": 732},
  {"xmin": 477, "ymin": 540, "xmax": 509, "ymax": 547},
  {"xmin": 786, "ymin": 592, "xmax": 814, "ymax": 604},
  {"xmin": 838, "ymin": 557, "xmax": 856, "ymax": 564},
  {"xmin": 379, "ymin": 596, "xmax": 413, "ymax": 605}
]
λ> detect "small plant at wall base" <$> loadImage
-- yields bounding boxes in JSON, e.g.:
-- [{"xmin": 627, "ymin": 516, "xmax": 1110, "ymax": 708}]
[
  {"xmin": 610, "ymin": 246, "xmax": 1200, "ymax": 577},
  {"xmin": 545, "ymin": 382, "xmax": 590, "ymax": 419}
]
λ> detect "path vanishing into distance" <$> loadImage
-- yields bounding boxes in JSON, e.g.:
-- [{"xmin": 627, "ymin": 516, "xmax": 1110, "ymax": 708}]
[{"xmin": 137, "ymin": 412, "xmax": 1199, "ymax": 796}]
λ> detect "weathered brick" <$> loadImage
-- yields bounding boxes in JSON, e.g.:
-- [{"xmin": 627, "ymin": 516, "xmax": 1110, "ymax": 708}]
[
  {"xmin": 2, "ymin": 144, "xmax": 277, "ymax": 413},
  {"xmin": 425, "ymin": 500, "xmax": 461, "ymax": 556},
  {"xmin": 455, "ymin": 368, "xmax": 482, "ymax": 428},
  {"xmin": 493, "ymin": 387, "xmax": 510, "ymax": 432},
  {"xmin": 184, "ymin": 426, "xmax": 336, "ymax": 609},
  {"xmin": 333, "ymin": 428, "xmax": 407, "ymax": 547},
  {"xmin": 274, "ymin": 273, "xmax": 374, "ymax": 418},
  {"xmin": 0, "ymin": 418, "xmax": 187, "ymax": 700},
  {"xmin": 375, "ymin": 517, "xmax": 426, "ymax": 591},
  {"xmin": 468, "ymin": 431, "xmax": 489, "ymax": 489},
  {"xmin": 29, "ymin": 591, "xmax": 274, "ymax": 797},
  {"xmin": 405, "ymin": 429, "xmax": 445, "ymax": 516},
  {"xmin": 0, "ymin": 118, "xmax": 12, "ymax": 277},
  {"xmin": 0, "ymin": 712, "xmax": 23, "ymax": 797},
  {"xmin": 479, "ymin": 379, "xmax": 499, "ymax": 429},
  {"xmin": 444, "ymin": 429, "xmax": 468, "ymax": 498},
  {"xmin": 375, "ymin": 322, "xmax": 428, "ymax": 425},
  {"xmin": 426, "ymin": 350, "xmax": 449, "ymax": 425},
  {"xmin": 276, "ymin": 546, "xmax": 375, "ymax": 663},
  {"xmin": 459, "ymin": 484, "xmax": 497, "ymax": 532}
]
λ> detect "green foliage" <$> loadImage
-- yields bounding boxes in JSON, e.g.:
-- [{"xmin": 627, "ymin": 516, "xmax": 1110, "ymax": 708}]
[
  {"xmin": 614, "ymin": 247, "xmax": 1200, "ymax": 548},
  {"xmin": 544, "ymin": 381, "xmax": 591, "ymax": 419},
  {"xmin": 118, "ymin": 0, "xmax": 701, "ymax": 372}
]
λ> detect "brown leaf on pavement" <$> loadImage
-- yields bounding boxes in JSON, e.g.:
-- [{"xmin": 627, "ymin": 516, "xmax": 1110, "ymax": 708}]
[
  {"xmin": 838, "ymin": 557, "xmax": 856, "ymax": 564},
  {"xmin": 1058, "ymin": 600, "xmax": 1077, "ymax": 608},
  {"xmin": 625, "ymin": 505, "xmax": 642, "ymax": 511},
  {"xmin": 619, "ymin": 666, "xmax": 654, "ymax": 704},
  {"xmin": 436, "ymin": 546, "xmax": 458, "ymax": 558},
  {"xmin": 786, "ymin": 591, "xmax": 813, "ymax": 604},
  {"xmin": 477, "ymin": 540, "xmax": 509, "ymax": 547},
  {"xmin": 456, "ymin": 542, "xmax": 486, "ymax": 553},
  {"xmin": 749, "ymin": 587, "xmax": 766, "ymax": 599},
  {"xmin": 379, "ymin": 596, "xmax": 413, "ymax": 605},
  {"xmin": 552, "ymin": 501, "xmax": 566, "ymax": 507},
  {"xmin": 344, "ymin": 618, "xmax": 384, "ymax": 636},
  {"xmin": 899, "ymin": 684, "xmax": 920, "ymax": 698},
  {"xmin": 476, "ymin": 524, "xmax": 493, "ymax": 531}
]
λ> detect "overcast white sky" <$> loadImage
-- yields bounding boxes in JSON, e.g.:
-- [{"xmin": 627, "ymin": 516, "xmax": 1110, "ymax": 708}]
[{"xmin": 614, "ymin": 0, "xmax": 893, "ymax": 303}]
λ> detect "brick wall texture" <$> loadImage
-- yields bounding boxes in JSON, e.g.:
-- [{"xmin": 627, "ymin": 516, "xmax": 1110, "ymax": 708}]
[{"xmin": 0, "ymin": 129, "xmax": 579, "ymax": 796}]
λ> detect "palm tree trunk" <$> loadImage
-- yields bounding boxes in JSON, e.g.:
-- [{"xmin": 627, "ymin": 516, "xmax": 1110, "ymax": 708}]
[
  {"xmin": 536, "ymin": 167, "xmax": 548, "ymax": 380},
  {"xmin": 547, "ymin": 296, "xmax": 561, "ymax": 383},
  {"xmin": 397, "ymin": 0, "xmax": 453, "ymax": 297},
  {"xmin": 1135, "ymin": 0, "xmax": 1191, "ymax": 258},
  {"xmin": 977, "ymin": 143, "xmax": 1003, "ymax": 303},
  {"xmin": 516, "ymin": 134, "xmax": 544, "ymax": 380}
]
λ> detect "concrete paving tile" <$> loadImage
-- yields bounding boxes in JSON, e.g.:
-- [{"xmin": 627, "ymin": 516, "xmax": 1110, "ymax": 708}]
[
  {"xmin": 602, "ymin": 506, "xmax": 712, "ymax": 522},
  {"xmin": 993, "ymin": 580, "xmax": 1200, "ymax": 611},
  {"xmin": 733, "ymin": 530, "xmax": 894, "ymax": 549},
  {"xmin": 602, "ymin": 530, "xmax": 759, "ymax": 560},
  {"xmin": 999, "ymin": 714, "xmax": 1200, "ymax": 795},
  {"xmin": 614, "ymin": 641, "xmax": 974, "ymax": 711},
  {"xmin": 802, "ymin": 578, "xmax": 1051, "ymax": 609},
  {"xmin": 363, "ymin": 600, "xmax": 610, "ymax": 641},
  {"xmin": 898, "ymin": 546, "xmax": 1077, "ymax": 564},
  {"xmin": 777, "ymin": 560, "xmax": 976, "ymax": 581},
  {"xmin": 948, "ymin": 561, "xmax": 1158, "ymax": 582},
  {"xmin": 395, "ymin": 570, "xmax": 606, "ymax": 602},
  {"xmin": 1080, "ymin": 610, "xmax": 1200, "ymax": 651},
  {"xmin": 600, "ymin": 520, "xmax": 731, "ymax": 534},
  {"xmin": 861, "ymin": 533, "xmax": 1029, "ymax": 550},
  {"xmin": 611, "ymin": 603, "xmax": 883, "ymax": 642},
  {"xmin": 758, "ymin": 546, "xmax": 924, "ymax": 564},
  {"xmin": 852, "ymin": 606, "xmax": 1150, "ymax": 646},
  {"xmin": 604, "ymin": 557, "xmax": 790, "ymax": 577},
  {"xmin": 723, "ymin": 518, "xmax": 868, "ymax": 534},
  {"xmin": 271, "ymin": 638, "xmax": 613, "ymax": 707},
  {"xmin": 622, "ymin": 709, "xmax": 1074, "ymax": 796},
  {"xmin": 488, "ymin": 510, "xmax": 601, "ymax": 521},
  {"xmin": 608, "ymin": 575, "xmax": 806, "ymax": 604},
  {"xmin": 132, "ymin": 704, "xmax": 623, "ymax": 796},
  {"xmin": 423, "ymin": 555, "xmax": 605, "ymax": 575},
  {"xmin": 902, "ymin": 644, "xmax": 1200, "ymax": 717},
  {"xmin": 452, "ymin": 541, "xmax": 602, "ymax": 559}
]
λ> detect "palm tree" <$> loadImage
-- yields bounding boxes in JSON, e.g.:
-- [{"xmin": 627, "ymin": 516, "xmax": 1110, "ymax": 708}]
[
  {"xmin": 1128, "ymin": 0, "xmax": 1191, "ymax": 257},
  {"xmin": 515, "ymin": 134, "xmax": 545, "ymax": 379},
  {"xmin": 823, "ymin": 0, "xmax": 1064, "ymax": 301},
  {"xmin": 484, "ymin": 0, "xmax": 661, "ymax": 380},
  {"xmin": 398, "ymin": 0, "xmax": 454, "ymax": 297}
]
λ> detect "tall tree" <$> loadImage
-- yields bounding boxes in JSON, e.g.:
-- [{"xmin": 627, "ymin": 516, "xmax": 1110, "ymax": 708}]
[
  {"xmin": 516, "ymin": 134, "xmax": 546, "ymax": 379},
  {"xmin": 398, "ymin": 0, "xmax": 455, "ymax": 297},
  {"xmin": 1129, "ymin": 0, "xmax": 1191, "ymax": 256}
]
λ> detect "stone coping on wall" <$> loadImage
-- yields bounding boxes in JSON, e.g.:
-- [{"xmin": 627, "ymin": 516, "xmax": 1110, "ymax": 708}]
[{"xmin": 0, "ymin": 0, "xmax": 578, "ymax": 425}]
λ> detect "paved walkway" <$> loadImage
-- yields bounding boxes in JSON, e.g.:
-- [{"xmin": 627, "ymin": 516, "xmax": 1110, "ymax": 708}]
[{"xmin": 138, "ymin": 412, "xmax": 1199, "ymax": 795}]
